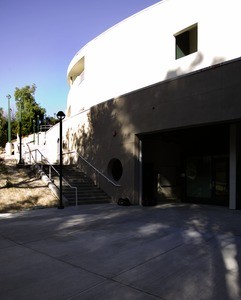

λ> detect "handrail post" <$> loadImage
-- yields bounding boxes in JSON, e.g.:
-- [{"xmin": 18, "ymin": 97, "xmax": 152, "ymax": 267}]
[
  {"xmin": 26, "ymin": 146, "xmax": 78, "ymax": 207},
  {"xmin": 61, "ymin": 150, "xmax": 121, "ymax": 205},
  {"xmin": 63, "ymin": 150, "xmax": 121, "ymax": 188}
]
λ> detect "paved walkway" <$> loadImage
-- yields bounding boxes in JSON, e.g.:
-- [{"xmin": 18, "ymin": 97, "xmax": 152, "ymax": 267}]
[{"xmin": 1, "ymin": 203, "xmax": 241, "ymax": 299}]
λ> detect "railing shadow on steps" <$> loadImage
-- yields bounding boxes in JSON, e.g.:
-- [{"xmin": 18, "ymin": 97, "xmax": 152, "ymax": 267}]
[
  {"xmin": 24, "ymin": 145, "xmax": 78, "ymax": 206},
  {"xmin": 62, "ymin": 150, "xmax": 121, "ymax": 202}
]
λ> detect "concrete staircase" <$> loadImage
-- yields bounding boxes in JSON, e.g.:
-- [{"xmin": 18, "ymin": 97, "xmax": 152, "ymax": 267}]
[{"xmin": 43, "ymin": 165, "xmax": 112, "ymax": 205}]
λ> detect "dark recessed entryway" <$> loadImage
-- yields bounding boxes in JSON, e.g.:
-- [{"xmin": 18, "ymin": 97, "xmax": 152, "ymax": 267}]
[{"xmin": 140, "ymin": 124, "xmax": 229, "ymax": 206}]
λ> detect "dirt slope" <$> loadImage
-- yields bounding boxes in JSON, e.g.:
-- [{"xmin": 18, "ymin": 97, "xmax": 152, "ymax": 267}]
[{"xmin": 0, "ymin": 153, "xmax": 58, "ymax": 213}]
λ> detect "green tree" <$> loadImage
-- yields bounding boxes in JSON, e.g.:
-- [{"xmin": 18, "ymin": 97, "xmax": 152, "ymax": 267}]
[
  {"xmin": 14, "ymin": 84, "xmax": 46, "ymax": 136},
  {"xmin": 11, "ymin": 114, "xmax": 18, "ymax": 143},
  {"xmin": 47, "ymin": 115, "xmax": 58, "ymax": 126},
  {"xmin": 0, "ymin": 108, "xmax": 7, "ymax": 147},
  {"xmin": 0, "ymin": 107, "xmax": 18, "ymax": 148}
]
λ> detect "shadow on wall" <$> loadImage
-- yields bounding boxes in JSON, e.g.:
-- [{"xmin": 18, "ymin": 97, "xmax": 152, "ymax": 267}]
[
  {"xmin": 63, "ymin": 101, "xmax": 138, "ymax": 201},
  {"xmin": 165, "ymin": 53, "xmax": 225, "ymax": 80},
  {"xmin": 64, "ymin": 51, "xmax": 226, "ymax": 162},
  {"xmin": 62, "ymin": 52, "xmax": 227, "ymax": 202}
]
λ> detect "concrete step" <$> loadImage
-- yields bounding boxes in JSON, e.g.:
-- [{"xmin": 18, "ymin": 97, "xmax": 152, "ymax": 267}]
[{"xmin": 42, "ymin": 164, "xmax": 111, "ymax": 205}]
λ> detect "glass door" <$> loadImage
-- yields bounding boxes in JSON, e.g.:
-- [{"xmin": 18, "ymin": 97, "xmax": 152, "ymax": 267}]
[
  {"xmin": 186, "ymin": 156, "xmax": 229, "ymax": 206},
  {"xmin": 186, "ymin": 156, "xmax": 212, "ymax": 202},
  {"xmin": 212, "ymin": 157, "xmax": 229, "ymax": 206}
]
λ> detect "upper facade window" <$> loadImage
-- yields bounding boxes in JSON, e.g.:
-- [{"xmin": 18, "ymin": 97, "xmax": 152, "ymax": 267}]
[
  {"xmin": 175, "ymin": 24, "xmax": 198, "ymax": 59},
  {"xmin": 69, "ymin": 56, "xmax": 85, "ymax": 86}
]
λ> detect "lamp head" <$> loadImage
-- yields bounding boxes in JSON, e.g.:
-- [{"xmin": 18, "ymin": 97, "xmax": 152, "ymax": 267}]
[{"xmin": 57, "ymin": 111, "xmax": 66, "ymax": 120}]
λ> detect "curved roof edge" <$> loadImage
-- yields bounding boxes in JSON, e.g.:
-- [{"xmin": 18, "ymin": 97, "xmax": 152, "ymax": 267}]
[{"xmin": 67, "ymin": 0, "xmax": 165, "ymax": 77}]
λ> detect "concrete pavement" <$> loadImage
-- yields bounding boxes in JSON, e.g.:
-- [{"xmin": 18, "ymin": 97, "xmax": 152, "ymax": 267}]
[{"xmin": 1, "ymin": 203, "xmax": 241, "ymax": 299}]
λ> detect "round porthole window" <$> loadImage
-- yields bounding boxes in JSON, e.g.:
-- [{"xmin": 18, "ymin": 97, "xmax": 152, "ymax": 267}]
[{"xmin": 108, "ymin": 158, "xmax": 123, "ymax": 181}]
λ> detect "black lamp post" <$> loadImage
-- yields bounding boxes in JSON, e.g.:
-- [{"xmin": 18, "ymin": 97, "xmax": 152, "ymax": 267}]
[
  {"xmin": 6, "ymin": 94, "xmax": 11, "ymax": 143},
  {"xmin": 18, "ymin": 102, "xmax": 24, "ymax": 165},
  {"xmin": 5, "ymin": 94, "xmax": 12, "ymax": 155},
  {"xmin": 57, "ymin": 111, "xmax": 66, "ymax": 209}
]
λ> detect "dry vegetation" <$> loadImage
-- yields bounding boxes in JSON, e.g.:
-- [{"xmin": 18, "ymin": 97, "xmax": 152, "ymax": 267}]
[{"xmin": 0, "ymin": 152, "xmax": 58, "ymax": 213}]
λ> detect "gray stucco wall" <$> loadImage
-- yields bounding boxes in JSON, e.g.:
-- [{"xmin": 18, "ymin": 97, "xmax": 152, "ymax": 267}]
[{"xmin": 67, "ymin": 57, "xmax": 241, "ymax": 204}]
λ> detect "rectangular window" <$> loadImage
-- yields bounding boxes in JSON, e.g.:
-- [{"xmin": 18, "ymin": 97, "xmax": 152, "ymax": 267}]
[{"xmin": 175, "ymin": 24, "xmax": 198, "ymax": 59}]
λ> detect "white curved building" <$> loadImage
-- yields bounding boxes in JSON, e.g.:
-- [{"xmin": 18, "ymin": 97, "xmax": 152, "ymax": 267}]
[
  {"xmin": 45, "ymin": 0, "xmax": 241, "ymax": 209},
  {"xmin": 66, "ymin": 0, "xmax": 241, "ymax": 116}
]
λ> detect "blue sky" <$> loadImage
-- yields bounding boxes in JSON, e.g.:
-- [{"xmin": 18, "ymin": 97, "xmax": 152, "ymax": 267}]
[{"xmin": 0, "ymin": 0, "xmax": 159, "ymax": 117}]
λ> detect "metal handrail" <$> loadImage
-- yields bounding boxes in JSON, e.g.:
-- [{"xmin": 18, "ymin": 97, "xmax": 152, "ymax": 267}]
[
  {"xmin": 24, "ymin": 145, "xmax": 78, "ymax": 206},
  {"xmin": 40, "ymin": 124, "xmax": 53, "ymax": 132},
  {"xmin": 63, "ymin": 150, "xmax": 121, "ymax": 187}
]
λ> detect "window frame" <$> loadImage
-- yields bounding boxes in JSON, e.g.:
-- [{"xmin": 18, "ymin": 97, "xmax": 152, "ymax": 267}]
[{"xmin": 174, "ymin": 23, "xmax": 198, "ymax": 60}]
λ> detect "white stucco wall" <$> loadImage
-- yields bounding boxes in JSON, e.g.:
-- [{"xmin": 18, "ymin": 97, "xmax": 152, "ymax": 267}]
[
  {"xmin": 67, "ymin": 0, "xmax": 241, "ymax": 115},
  {"xmin": 44, "ymin": 110, "xmax": 90, "ymax": 163}
]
